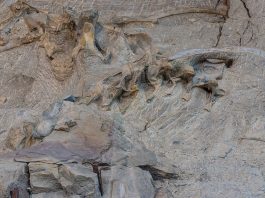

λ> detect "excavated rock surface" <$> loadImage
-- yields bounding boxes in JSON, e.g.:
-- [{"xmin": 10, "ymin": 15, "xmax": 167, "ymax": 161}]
[{"xmin": 0, "ymin": 0, "xmax": 265, "ymax": 198}]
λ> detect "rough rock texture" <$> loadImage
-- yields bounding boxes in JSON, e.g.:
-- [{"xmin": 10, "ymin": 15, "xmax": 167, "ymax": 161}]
[
  {"xmin": 29, "ymin": 162, "xmax": 62, "ymax": 194},
  {"xmin": 101, "ymin": 166, "xmax": 155, "ymax": 198},
  {"xmin": 0, "ymin": 0, "xmax": 265, "ymax": 197},
  {"xmin": 0, "ymin": 160, "xmax": 29, "ymax": 198}
]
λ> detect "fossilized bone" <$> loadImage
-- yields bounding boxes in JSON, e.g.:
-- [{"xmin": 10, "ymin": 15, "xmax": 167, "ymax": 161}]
[
  {"xmin": 1, "ymin": 2, "xmax": 74, "ymax": 54},
  {"xmin": 171, "ymin": 63, "xmax": 195, "ymax": 100},
  {"xmin": 9, "ymin": 0, "xmax": 42, "ymax": 16},
  {"xmin": 192, "ymin": 78, "xmax": 225, "ymax": 111},
  {"xmin": 73, "ymin": 14, "xmax": 155, "ymax": 65},
  {"xmin": 80, "ymin": 73, "xmax": 122, "ymax": 109},
  {"xmin": 0, "ymin": 0, "xmax": 47, "ymax": 30},
  {"xmin": 72, "ymin": 9, "xmax": 111, "ymax": 63},
  {"xmin": 147, "ymin": 58, "xmax": 173, "ymax": 86},
  {"xmin": 23, "ymin": 13, "xmax": 48, "ymax": 35},
  {"xmin": 111, "ymin": 6, "xmax": 229, "ymax": 26},
  {"xmin": 82, "ymin": 51, "xmax": 193, "ymax": 107},
  {"xmin": 50, "ymin": 54, "xmax": 74, "ymax": 81},
  {"xmin": 78, "ymin": 9, "xmax": 112, "ymax": 59},
  {"xmin": 168, "ymin": 48, "xmax": 243, "ymax": 108},
  {"xmin": 167, "ymin": 47, "xmax": 265, "ymax": 63},
  {"xmin": 116, "ymin": 53, "xmax": 151, "ymax": 92},
  {"xmin": 116, "ymin": 63, "xmax": 139, "ymax": 93},
  {"xmin": 0, "ymin": 1, "xmax": 48, "ymax": 52},
  {"xmin": 38, "ymin": 12, "xmax": 77, "ymax": 81},
  {"xmin": 38, "ymin": 33, "xmax": 58, "ymax": 58},
  {"xmin": 82, "ymin": 55, "xmax": 193, "ymax": 107},
  {"xmin": 80, "ymin": 54, "xmax": 150, "ymax": 108},
  {"xmin": 0, "ymin": 35, "xmax": 41, "ymax": 53},
  {"xmin": 114, "ymin": 32, "xmax": 158, "ymax": 95},
  {"xmin": 169, "ymin": 47, "xmax": 265, "ymax": 89},
  {"xmin": 83, "ymin": 53, "xmax": 172, "ymax": 106},
  {"xmin": 124, "ymin": 32, "xmax": 154, "ymax": 63},
  {"xmin": 46, "ymin": 11, "xmax": 73, "ymax": 32},
  {"xmin": 81, "ymin": 47, "xmax": 265, "ymax": 110},
  {"xmin": 72, "ymin": 22, "xmax": 108, "ymax": 62},
  {"xmin": 146, "ymin": 57, "xmax": 196, "ymax": 101},
  {"xmin": 77, "ymin": 9, "xmax": 99, "ymax": 29}
]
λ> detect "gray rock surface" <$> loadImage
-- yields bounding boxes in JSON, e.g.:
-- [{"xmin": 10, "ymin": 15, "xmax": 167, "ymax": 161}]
[
  {"xmin": 101, "ymin": 166, "xmax": 155, "ymax": 198},
  {"xmin": 0, "ymin": 0, "xmax": 265, "ymax": 197},
  {"xmin": 59, "ymin": 163, "xmax": 101, "ymax": 197},
  {"xmin": 29, "ymin": 162, "xmax": 62, "ymax": 194},
  {"xmin": 29, "ymin": 162, "xmax": 101, "ymax": 197},
  {"xmin": 0, "ymin": 160, "xmax": 29, "ymax": 198}
]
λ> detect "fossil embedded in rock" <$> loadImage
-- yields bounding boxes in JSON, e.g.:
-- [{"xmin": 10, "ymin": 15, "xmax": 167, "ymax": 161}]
[{"xmin": 50, "ymin": 55, "xmax": 74, "ymax": 81}]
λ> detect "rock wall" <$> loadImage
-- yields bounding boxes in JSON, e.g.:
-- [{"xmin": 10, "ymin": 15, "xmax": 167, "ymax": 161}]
[{"xmin": 0, "ymin": 0, "xmax": 265, "ymax": 197}]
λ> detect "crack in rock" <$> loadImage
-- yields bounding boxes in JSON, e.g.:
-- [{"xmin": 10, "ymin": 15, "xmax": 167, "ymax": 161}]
[
  {"xmin": 239, "ymin": 20, "xmax": 253, "ymax": 46},
  {"xmin": 215, "ymin": 23, "xmax": 224, "ymax": 47},
  {"xmin": 240, "ymin": 0, "xmax": 251, "ymax": 18},
  {"xmin": 138, "ymin": 165, "xmax": 180, "ymax": 180}
]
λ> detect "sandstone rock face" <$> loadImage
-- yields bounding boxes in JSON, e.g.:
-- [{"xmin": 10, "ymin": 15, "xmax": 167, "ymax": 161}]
[
  {"xmin": 0, "ymin": 0, "xmax": 265, "ymax": 197},
  {"xmin": 28, "ymin": 162, "xmax": 100, "ymax": 197},
  {"xmin": 59, "ymin": 164, "xmax": 101, "ymax": 197},
  {"xmin": 0, "ymin": 160, "xmax": 29, "ymax": 198},
  {"xmin": 101, "ymin": 166, "xmax": 155, "ymax": 198},
  {"xmin": 29, "ymin": 162, "xmax": 62, "ymax": 194}
]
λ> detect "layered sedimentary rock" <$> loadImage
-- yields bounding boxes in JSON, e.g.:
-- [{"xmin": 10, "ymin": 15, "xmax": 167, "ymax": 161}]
[{"xmin": 0, "ymin": 0, "xmax": 265, "ymax": 197}]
